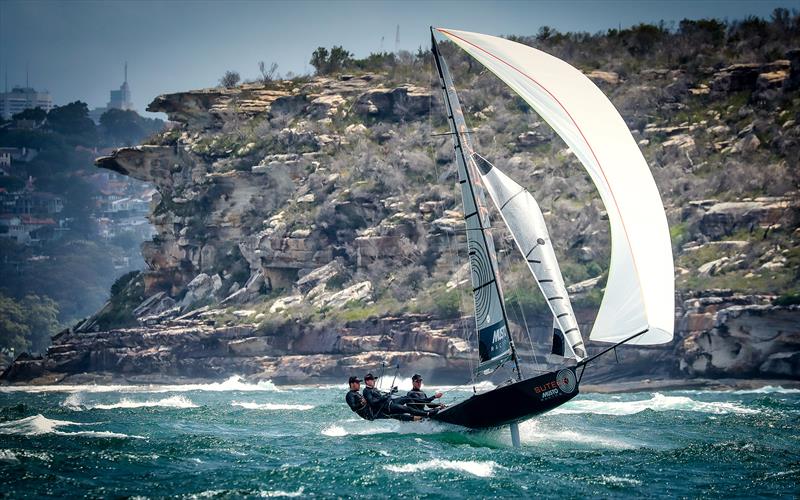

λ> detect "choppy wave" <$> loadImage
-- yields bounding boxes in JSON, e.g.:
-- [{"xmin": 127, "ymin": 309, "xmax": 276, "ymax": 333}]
[
  {"xmin": 92, "ymin": 396, "xmax": 199, "ymax": 410},
  {"xmin": 231, "ymin": 402, "xmax": 314, "ymax": 411},
  {"xmin": 0, "ymin": 375, "xmax": 280, "ymax": 394},
  {"xmin": 384, "ymin": 459, "xmax": 499, "ymax": 477},
  {"xmin": 0, "ymin": 414, "xmax": 142, "ymax": 439},
  {"xmin": 321, "ymin": 419, "xmax": 448, "ymax": 437},
  {"xmin": 0, "ymin": 449, "xmax": 51, "ymax": 463},
  {"xmin": 551, "ymin": 393, "xmax": 759, "ymax": 416},
  {"xmin": 597, "ymin": 475, "xmax": 644, "ymax": 487},
  {"xmin": 731, "ymin": 386, "xmax": 800, "ymax": 394},
  {"xmin": 518, "ymin": 420, "xmax": 635, "ymax": 449},
  {"xmin": 258, "ymin": 487, "xmax": 305, "ymax": 498},
  {"xmin": 62, "ymin": 394, "xmax": 198, "ymax": 410}
]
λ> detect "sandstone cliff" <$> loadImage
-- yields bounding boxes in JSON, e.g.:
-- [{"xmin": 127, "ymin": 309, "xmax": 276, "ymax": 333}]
[{"xmin": 3, "ymin": 39, "xmax": 800, "ymax": 385}]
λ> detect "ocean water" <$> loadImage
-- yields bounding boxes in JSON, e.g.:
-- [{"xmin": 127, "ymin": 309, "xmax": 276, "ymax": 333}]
[{"xmin": 1, "ymin": 376, "xmax": 798, "ymax": 498}]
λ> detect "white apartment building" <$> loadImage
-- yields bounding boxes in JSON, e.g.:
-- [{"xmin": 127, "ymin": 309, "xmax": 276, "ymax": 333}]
[{"xmin": 0, "ymin": 87, "xmax": 54, "ymax": 119}]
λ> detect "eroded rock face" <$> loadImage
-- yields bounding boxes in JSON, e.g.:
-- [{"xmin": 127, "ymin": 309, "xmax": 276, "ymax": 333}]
[
  {"xmin": 698, "ymin": 197, "xmax": 797, "ymax": 238},
  {"xmin": 353, "ymin": 85, "xmax": 433, "ymax": 120},
  {"xmin": 0, "ymin": 315, "xmax": 475, "ymax": 384},
  {"xmin": 681, "ymin": 302, "xmax": 800, "ymax": 378}
]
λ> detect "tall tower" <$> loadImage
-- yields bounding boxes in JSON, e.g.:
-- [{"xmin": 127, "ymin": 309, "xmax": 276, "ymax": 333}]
[{"xmin": 108, "ymin": 62, "xmax": 133, "ymax": 111}]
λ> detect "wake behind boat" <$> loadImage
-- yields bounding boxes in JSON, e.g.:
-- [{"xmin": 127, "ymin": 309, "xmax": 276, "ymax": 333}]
[{"xmin": 424, "ymin": 27, "xmax": 675, "ymax": 443}]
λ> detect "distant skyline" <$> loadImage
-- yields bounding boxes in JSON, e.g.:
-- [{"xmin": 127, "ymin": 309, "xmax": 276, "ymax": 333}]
[{"xmin": 1, "ymin": 0, "xmax": 796, "ymax": 117}]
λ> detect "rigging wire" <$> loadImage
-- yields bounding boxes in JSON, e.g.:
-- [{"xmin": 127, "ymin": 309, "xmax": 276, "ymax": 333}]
[
  {"xmin": 498, "ymin": 230, "xmax": 547, "ymax": 375},
  {"xmin": 428, "ymin": 51, "xmax": 476, "ymax": 388}
]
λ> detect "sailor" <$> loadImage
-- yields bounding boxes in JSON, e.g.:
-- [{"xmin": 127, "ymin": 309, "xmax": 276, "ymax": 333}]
[
  {"xmin": 362, "ymin": 373, "xmax": 436, "ymax": 420},
  {"xmin": 406, "ymin": 374, "xmax": 444, "ymax": 410},
  {"xmin": 345, "ymin": 376, "xmax": 371, "ymax": 420}
]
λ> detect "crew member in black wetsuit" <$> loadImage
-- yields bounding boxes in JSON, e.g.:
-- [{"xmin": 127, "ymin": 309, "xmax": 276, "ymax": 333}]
[
  {"xmin": 406, "ymin": 374, "xmax": 444, "ymax": 410},
  {"xmin": 345, "ymin": 376, "xmax": 371, "ymax": 420},
  {"xmin": 362, "ymin": 373, "xmax": 436, "ymax": 421}
]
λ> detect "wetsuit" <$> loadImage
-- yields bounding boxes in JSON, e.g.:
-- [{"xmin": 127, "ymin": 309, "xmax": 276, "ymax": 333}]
[
  {"xmin": 406, "ymin": 388, "xmax": 439, "ymax": 410},
  {"xmin": 362, "ymin": 386, "xmax": 432, "ymax": 421},
  {"xmin": 345, "ymin": 389, "xmax": 371, "ymax": 420}
]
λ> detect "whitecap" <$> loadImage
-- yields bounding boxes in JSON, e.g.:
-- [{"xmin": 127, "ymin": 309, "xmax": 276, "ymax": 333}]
[
  {"xmin": 231, "ymin": 401, "xmax": 314, "ymax": 411},
  {"xmin": 384, "ymin": 459, "xmax": 499, "ymax": 478},
  {"xmin": 89, "ymin": 395, "xmax": 198, "ymax": 410},
  {"xmin": 61, "ymin": 393, "xmax": 84, "ymax": 410},
  {"xmin": 518, "ymin": 420, "xmax": 634, "ymax": 449},
  {"xmin": 732, "ymin": 386, "xmax": 800, "ymax": 395},
  {"xmin": 0, "ymin": 449, "xmax": 18, "ymax": 463},
  {"xmin": 321, "ymin": 425, "xmax": 348, "ymax": 437},
  {"xmin": 258, "ymin": 487, "xmax": 305, "ymax": 497},
  {"xmin": 550, "ymin": 393, "xmax": 759, "ymax": 416},
  {"xmin": 598, "ymin": 474, "xmax": 643, "ymax": 487},
  {"xmin": 320, "ymin": 419, "xmax": 448, "ymax": 437},
  {"xmin": 0, "ymin": 375, "xmax": 281, "ymax": 394},
  {"xmin": 0, "ymin": 414, "xmax": 143, "ymax": 439}
]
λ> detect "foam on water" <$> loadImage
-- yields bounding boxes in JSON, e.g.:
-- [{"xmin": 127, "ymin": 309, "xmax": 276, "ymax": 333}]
[
  {"xmin": 518, "ymin": 419, "xmax": 635, "ymax": 449},
  {"xmin": 90, "ymin": 395, "xmax": 199, "ymax": 410},
  {"xmin": 384, "ymin": 459, "xmax": 499, "ymax": 478},
  {"xmin": 0, "ymin": 414, "xmax": 142, "ymax": 439},
  {"xmin": 62, "ymin": 393, "xmax": 197, "ymax": 410},
  {"xmin": 231, "ymin": 401, "xmax": 314, "ymax": 411},
  {"xmin": 551, "ymin": 393, "xmax": 759, "ymax": 416},
  {"xmin": 0, "ymin": 375, "xmax": 280, "ymax": 394},
  {"xmin": 597, "ymin": 475, "xmax": 644, "ymax": 487},
  {"xmin": 320, "ymin": 419, "xmax": 448, "ymax": 437},
  {"xmin": 731, "ymin": 386, "xmax": 800, "ymax": 394},
  {"xmin": 258, "ymin": 487, "xmax": 305, "ymax": 497}
]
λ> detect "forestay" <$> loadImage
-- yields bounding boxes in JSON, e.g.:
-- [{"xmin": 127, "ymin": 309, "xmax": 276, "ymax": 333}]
[
  {"xmin": 431, "ymin": 34, "xmax": 515, "ymax": 373},
  {"xmin": 437, "ymin": 28, "xmax": 674, "ymax": 345}
]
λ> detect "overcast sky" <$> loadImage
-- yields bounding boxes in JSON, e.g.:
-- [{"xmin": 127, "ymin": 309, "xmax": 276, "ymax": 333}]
[{"xmin": 1, "ymin": 0, "xmax": 796, "ymax": 117}]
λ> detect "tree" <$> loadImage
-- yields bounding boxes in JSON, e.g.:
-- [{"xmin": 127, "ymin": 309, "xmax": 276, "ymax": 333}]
[
  {"xmin": 310, "ymin": 46, "xmax": 352, "ymax": 75},
  {"xmin": 220, "ymin": 70, "xmax": 241, "ymax": 88},
  {"xmin": 12, "ymin": 107, "xmax": 47, "ymax": 123},
  {"xmin": 0, "ymin": 293, "xmax": 60, "ymax": 355},
  {"xmin": 258, "ymin": 61, "xmax": 279, "ymax": 84},
  {"xmin": 310, "ymin": 47, "xmax": 329, "ymax": 74},
  {"xmin": 100, "ymin": 108, "xmax": 146, "ymax": 146},
  {"xmin": 46, "ymin": 101, "xmax": 96, "ymax": 143},
  {"xmin": 328, "ymin": 46, "xmax": 352, "ymax": 73}
]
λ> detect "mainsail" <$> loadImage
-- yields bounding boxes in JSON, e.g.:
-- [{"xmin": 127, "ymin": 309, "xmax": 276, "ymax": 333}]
[
  {"xmin": 431, "ymin": 34, "xmax": 519, "ymax": 375},
  {"xmin": 436, "ymin": 28, "xmax": 675, "ymax": 346}
]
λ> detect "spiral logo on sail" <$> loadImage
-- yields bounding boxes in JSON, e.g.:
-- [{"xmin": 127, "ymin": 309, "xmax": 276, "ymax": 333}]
[{"xmin": 469, "ymin": 239, "xmax": 493, "ymax": 325}]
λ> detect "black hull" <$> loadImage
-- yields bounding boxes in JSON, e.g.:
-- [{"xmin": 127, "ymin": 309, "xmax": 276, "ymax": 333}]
[{"xmin": 430, "ymin": 368, "xmax": 579, "ymax": 429}]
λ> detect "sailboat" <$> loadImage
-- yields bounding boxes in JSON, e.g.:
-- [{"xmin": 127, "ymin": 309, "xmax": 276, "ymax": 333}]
[{"xmin": 427, "ymin": 28, "xmax": 674, "ymax": 444}]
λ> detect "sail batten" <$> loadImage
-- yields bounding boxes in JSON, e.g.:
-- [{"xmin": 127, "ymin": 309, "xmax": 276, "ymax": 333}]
[{"xmin": 437, "ymin": 27, "xmax": 675, "ymax": 346}]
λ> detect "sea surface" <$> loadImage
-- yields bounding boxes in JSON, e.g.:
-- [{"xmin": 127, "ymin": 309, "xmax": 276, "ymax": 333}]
[{"xmin": 1, "ymin": 376, "xmax": 798, "ymax": 498}]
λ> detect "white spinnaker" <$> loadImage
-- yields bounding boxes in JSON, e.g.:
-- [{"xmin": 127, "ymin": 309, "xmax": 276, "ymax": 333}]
[
  {"xmin": 438, "ymin": 28, "xmax": 674, "ymax": 345},
  {"xmin": 474, "ymin": 155, "xmax": 585, "ymax": 359}
]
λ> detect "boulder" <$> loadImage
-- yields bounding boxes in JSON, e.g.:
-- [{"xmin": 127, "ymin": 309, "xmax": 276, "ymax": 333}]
[
  {"xmin": 698, "ymin": 198, "xmax": 794, "ymax": 238},
  {"xmin": 586, "ymin": 70, "xmax": 620, "ymax": 85},
  {"xmin": 313, "ymin": 281, "xmax": 372, "ymax": 309},
  {"xmin": 353, "ymin": 85, "xmax": 432, "ymax": 120}
]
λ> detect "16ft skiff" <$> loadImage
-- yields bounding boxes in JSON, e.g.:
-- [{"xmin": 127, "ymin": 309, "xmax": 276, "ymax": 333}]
[{"xmin": 427, "ymin": 28, "xmax": 675, "ymax": 443}]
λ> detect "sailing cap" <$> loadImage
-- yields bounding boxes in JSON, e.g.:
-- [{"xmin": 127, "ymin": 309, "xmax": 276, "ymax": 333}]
[
  {"xmin": 348, "ymin": 376, "xmax": 362, "ymax": 384},
  {"xmin": 364, "ymin": 373, "xmax": 376, "ymax": 381},
  {"xmin": 412, "ymin": 374, "xmax": 423, "ymax": 381}
]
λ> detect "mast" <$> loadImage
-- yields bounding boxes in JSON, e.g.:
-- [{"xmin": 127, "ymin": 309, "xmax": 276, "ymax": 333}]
[{"xmin": 431, "ymin": 29, "xmax": 522, "ymax": 380}]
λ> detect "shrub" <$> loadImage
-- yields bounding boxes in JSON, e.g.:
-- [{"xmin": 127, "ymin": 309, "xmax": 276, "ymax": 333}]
[{"xmin": 220, "ymin": 70, "xmax": 241, "ymax": 88}]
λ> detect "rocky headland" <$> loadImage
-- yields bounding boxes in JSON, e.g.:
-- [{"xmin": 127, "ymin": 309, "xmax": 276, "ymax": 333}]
[{"xmin": 3, "ymin": 28, "xmax": 799, "ymax": 387}]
